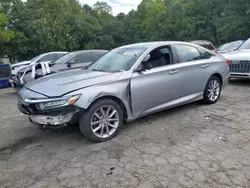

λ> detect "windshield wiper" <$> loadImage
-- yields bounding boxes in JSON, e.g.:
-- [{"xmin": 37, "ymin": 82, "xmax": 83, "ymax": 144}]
[
  {"xmin": 91, "ymin": 69, "xmax": 122, "ymax": 73},
  {"xmin": 91, "ymin": 69, "xmax": 107, "ymax": 72}
]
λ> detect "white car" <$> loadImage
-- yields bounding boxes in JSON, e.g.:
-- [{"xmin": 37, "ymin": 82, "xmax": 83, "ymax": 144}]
[
  {"xmin": 222, "ymin": 38, "xmax": 250, "ymax": 78},
  {"xmin": 10, "ymin": 52, "xmax": 67, "ymax": 87},
  {"xmin": 11, "ymin": 52, "xmax": 67, "ymax": 77}
]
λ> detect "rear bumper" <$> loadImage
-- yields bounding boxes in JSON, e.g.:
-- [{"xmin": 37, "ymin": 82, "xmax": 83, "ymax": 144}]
[{"xmin": 230, "ymin": 73, "xmax": 250, "ymax": 78}]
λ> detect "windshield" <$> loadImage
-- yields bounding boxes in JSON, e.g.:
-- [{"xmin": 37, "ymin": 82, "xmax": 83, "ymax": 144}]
[
  {"xmin": 88, "ymin": 47, "xmax": 146, "ymax": 72},
  {"xmin": 239, "ymin": 39, "xmax": 250, "ymax": 50},
  {"xmin": 30, "ymin": 54, "xmax": 43, "ymax": 62},
  {"xmin": 54, "ymin": 52, "xmax": 76, "ymax": 64},
  {"xmin": 219, "ymin": 41, "xmax": 243, "ymax": 51}
]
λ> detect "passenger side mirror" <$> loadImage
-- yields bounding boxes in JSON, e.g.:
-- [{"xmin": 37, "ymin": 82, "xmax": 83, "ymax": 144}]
[{"xmin": 67, "ymin": 59, "xmax": 75, "ymax": 68}]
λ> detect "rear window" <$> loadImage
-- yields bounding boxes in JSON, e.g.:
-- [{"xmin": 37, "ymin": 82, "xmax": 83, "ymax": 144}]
[
  {"xmin": 192, "ymin": 42, "xmax": 215, "ymax": 50},
  {"xmin": 206, "ymin": 44, "xmax": 215, "ymax": 50}
]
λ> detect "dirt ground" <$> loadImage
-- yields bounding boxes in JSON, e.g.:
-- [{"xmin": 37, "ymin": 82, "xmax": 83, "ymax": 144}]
[{"xmin": 1, "ymin": 79, "xmax": 250, "ymax": 188}]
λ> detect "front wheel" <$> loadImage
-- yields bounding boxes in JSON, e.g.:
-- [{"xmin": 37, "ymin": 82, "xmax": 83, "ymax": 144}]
[
  {"xmin": 203, "ymin": 76, "xmax": 222, "ymax": 104},
  {"xmin": 79, "ymin": 99, "xmax": 124, "ymax": 142}
]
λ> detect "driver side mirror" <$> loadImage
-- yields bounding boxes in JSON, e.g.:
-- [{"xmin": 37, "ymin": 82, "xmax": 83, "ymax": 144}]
[
  {"xmin": 135, "ymin": 54, "xmax": 153, "ymax": 73},
  {"xmin": 143, "ymin": 62, "xmax": 153, "ymax": 70},
  {"xmin": 143, "ymin": 54, "xmax": 150, "ymax": 62}
]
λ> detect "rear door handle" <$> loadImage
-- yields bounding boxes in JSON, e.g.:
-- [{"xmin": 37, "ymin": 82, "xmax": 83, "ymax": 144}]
[
  {"xmin": 202, "ymin": 64, "xmax": 209, "ymax": 68},
  {"xmin": 169, "ymin": 70, "xmax": 179, "ymax": 75}
]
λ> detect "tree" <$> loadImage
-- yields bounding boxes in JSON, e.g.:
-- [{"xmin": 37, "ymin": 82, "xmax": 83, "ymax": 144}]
[
  {"xmin": 0, "ymin": 13, "xmax": 14, "ymax": 41},
  {"xmin": 0, "ymin": 13, "xmax": 15, "ymax": 58},
  {"xmin": 82, "ymin": 4, "xmax": 93, "ymax": 15},
  {"xmin": 1, "ymin": 0, "xmax": 250, "ymax": 61},
  {"xmin": 93, "ymin": 1, "xmax": 112, "ymax": 14},
  {"xmin": 116, "ymin": 13, "xmax": 125, "ymax": 20}
]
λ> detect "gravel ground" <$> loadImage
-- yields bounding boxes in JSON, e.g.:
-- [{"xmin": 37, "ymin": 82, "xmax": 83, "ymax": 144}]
[{"xmin": 0, "ymin": 79, "xmax": 250, "ymax": 188}]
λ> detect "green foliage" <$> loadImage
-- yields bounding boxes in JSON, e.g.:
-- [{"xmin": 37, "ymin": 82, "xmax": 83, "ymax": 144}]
[
  {"xmin": 0, "ymin": 13, "xmax": 15, "ymax": 41},
  {"xmin": 0, "ymin": 0, "xmax": 250, "ymax": 61}
]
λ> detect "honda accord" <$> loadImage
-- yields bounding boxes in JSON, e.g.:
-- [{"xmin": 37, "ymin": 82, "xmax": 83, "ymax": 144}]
[{"xmin": 17, "ymin": 42, "xmax": 230, "ymax": 142}]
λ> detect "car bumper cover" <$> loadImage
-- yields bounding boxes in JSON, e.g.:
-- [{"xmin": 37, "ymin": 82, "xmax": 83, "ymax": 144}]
[{"xmin": 29, "ymin": 112, "xmax": 75, "ymax": 126}]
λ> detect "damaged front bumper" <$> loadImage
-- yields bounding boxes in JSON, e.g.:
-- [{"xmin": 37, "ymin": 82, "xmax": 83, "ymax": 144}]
[
  {"xmin": 18, "ymin": 99, "xmax": 81, "ymax": 129},
  {"xmin": 17, "ymin": 87, "xmax": 83, "ymax": 129},
  {"xmin": 29, "ymin": 111, "xmax": 76, "ymax": 127},
  {"xmin": 21, "ymin": 106, "xmax": 80, "ymax": 129}
]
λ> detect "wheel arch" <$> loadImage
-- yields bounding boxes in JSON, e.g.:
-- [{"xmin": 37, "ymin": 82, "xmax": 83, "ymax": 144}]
[
  {"xmin": 211, "ymin": 73, "xmax": 223, "ymax": 84},
  {"xmin": 87, "ymin": 95, "xmax": 128, "ymax": 120}
]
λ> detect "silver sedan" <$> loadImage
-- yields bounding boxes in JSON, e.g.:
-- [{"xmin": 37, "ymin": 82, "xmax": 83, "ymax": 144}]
[{"xmin": 18, "ymin": 41, "xmax": 230, "ymax": 142}]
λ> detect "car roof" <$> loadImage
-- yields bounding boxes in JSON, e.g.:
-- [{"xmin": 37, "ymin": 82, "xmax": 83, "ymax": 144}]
[
  {"xmin": 119, "ymin": 41, "xmax": 200, "ymax": 49},
  {"xmin": 190, "ymin": 40, "xmax": 213, "ymax": 44},
  {"xmin": 42, "ymin": 51, "xmax": 68, "ymax": 55},
  {"xmin": 72, "ymin": 50, "xmax": 108, "ymax": 54}
]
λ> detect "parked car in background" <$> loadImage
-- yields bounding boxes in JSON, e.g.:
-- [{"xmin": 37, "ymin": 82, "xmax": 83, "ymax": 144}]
[
  {"xmin": 222, "ymin": 38, "xmax": 250, "ymax": 79},
  {"xmin": 191, "ymin": 40, "xmax": 218, "ymax": 54},
  {"xmin": 14, "ymin": 50, "xmax": 108, "ymax": 89},
  {"xmin": 218, "ymin": 40, "xmax": 245, "ymax": 54},
  {"xmin": 17, "ymin": 41, "xmax": 229, "ymax": 142},
  {"xmin": 10, "ymin": 52, "xmax": 67, "ymax": 86},
  {"xmin": 0, "ymin": 64, "xmax": 11, "ymax": 88}
]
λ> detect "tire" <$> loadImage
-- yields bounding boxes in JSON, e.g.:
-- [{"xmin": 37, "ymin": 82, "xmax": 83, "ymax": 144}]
[
  {"xmin": 79, "ymin": 99, "xmax": 124, "ymax": 142},
  {"xmin": 203, "ymin": 76, "xmax": 222, "ymax": 104}
]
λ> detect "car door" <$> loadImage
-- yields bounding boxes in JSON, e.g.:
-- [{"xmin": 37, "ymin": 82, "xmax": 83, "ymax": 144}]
[
  {"xmin": 130, "ymin": 46, "xmax": 181, "ymax": 117},
  {"xmin": 173, "ymin": 44, "xmax": 212, "ymax": 99}
]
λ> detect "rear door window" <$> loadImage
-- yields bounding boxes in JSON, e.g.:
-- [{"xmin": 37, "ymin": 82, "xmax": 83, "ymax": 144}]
[
  {"xmin": 175, "ymin": 45, "xmax": 202, "ymax": 63},
  {"xmin": 198, "ymin": 48, "xmax": 213, "ymax": 59},
  {"xmin": 207, "ymin": 43, "xmax": 215, "ymax": 50}
]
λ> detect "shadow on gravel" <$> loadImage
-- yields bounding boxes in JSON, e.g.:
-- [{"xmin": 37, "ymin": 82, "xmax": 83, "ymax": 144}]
[
  {"xmin": 0, "ymin": 126, "xmax": 84, "ymax": 160},
  {"xmin": 229, "ymin": 78, "xmax": 250, "ymax": 87},
  {"xmin": 0, "ymin": 137, "xmax": 35, "ymax": 160},
  {"xmin": 123, "ymin": 102, "xmax": 199, "ymax": 130},
  {"xmin": 0, "ymin": 89, "xmax": 17, "ymax": 98}
]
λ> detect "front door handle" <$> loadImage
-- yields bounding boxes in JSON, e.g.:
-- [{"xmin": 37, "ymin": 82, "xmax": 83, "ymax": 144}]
[
  {"xmin": 169, "ymin": 70, "xmax": 179, "ymax": 75},
  {"xmin": 202, "ymin": 64, "xmax": 209, "ymax": 68}
]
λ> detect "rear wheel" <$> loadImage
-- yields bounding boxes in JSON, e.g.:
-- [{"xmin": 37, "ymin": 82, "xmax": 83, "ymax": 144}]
[
  {"xmin": 79, "ymin": 99, "xmax": 124, "ymax": 142},
  {"xmin": 203, "ymin": 76, "xmax": 222, "ymax": 104}
]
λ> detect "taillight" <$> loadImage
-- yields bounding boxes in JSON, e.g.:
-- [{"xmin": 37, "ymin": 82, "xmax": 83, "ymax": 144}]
[
  {"xmin": 226, "ymin": 60, "xmax": 231, "ymax": 65},
  {"xmin": 215, "ymin": 49, "xmax": 218, "ymax": 54}
]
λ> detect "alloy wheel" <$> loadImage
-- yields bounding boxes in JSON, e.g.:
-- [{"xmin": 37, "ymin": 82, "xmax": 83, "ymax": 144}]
[
  {"xmin": 90, "ymin": 105, "xmax": 119, "ymax": 138},
  {"xmin": 208, "ymin": 79, "xmax": 220, "ymax": 101}
]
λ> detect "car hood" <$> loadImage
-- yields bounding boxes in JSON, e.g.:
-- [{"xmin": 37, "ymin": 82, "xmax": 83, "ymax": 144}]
[
  {"xmin": 222, "ymin": 50, "xmax": 250, "ymax": 60},
  {"xmin": 25, "ymin": 70, "xmax": 122, "ymax": 97}
]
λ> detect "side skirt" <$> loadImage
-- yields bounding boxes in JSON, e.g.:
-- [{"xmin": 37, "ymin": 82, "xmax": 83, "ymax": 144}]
[{"xmin": 127, "ymin": 92, "xmax": 203, "ymax": 122}]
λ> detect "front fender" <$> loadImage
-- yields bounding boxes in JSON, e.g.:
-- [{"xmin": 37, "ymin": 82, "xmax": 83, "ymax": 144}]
[{"xmin": 67, "ymin": 78, "xmax": 133, "ymax": 120}]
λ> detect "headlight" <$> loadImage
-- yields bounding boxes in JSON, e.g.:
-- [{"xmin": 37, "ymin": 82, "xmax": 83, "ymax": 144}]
[{"xmin": 37, "ymin": 95, "xmax": 81, "ymax": 110}]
